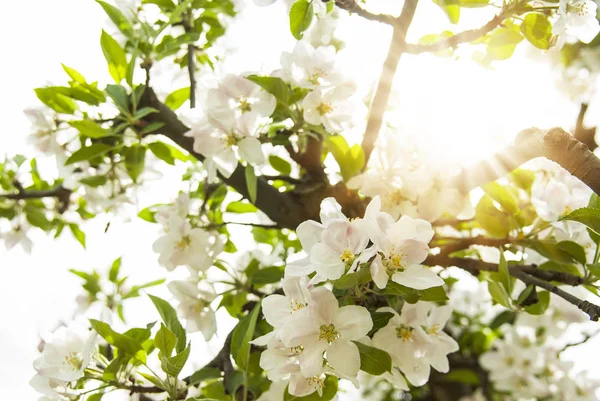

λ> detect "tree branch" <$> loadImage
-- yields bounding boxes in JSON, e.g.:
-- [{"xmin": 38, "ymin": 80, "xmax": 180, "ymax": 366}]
[
  {"xmin": 0, "ymin": 185, "xmax": 71, "ymax": 201},
  {"xmin": 450, "ymin": 127, "xmax": 600, "ymax": 196},
  {"xmin": 427, "ymin": 254, "xmax": 584, "ymax": 286},
  {"xmin": 334, "ymin": 0, "xmax": 396, "ymax": 25},
  {"xmin": 403, "ymin": 10, "xmax": 510, "ymax": 55},
  {"xmin": 509, "ymin": 267, "xmax": 600, "ymax": 321},
  {"xmin": 574, "ymin": 103, "xmax": 597, "ymax": 151},
  {"xmin": 361, "ymin": 0, "xmax": 419, "ymax": 166},
  {"xmin": 138, "ymin": 86, "xmax": 306, "ymax": 229}
]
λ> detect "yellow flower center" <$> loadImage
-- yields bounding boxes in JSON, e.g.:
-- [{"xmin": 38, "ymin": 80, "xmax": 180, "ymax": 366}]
[
  {"xmin": 426, "ymin": 324, "xmax": 441, "ymax": 336},
  {"xmin": 307, "ymin": 68, "xmax": 327, "ymax": 85},
  {"xmin": 568, "ymin": 2, "xmax": 588, "ymax": 16},
  {"xmin": 339, "ymin": 249, "xmax": 355, "ymax": 266},
  {"xmin": 290, "ymin": 346, "xmax": 304, "ymax": 355},
  {"xmin": 290, "ymin": 299, "xmax": 306, "ymax": 312},
  {"xmin": 318, "ymin": 324, "xmax": 339, "ymax": 342},
  {"xmin": 504, "ymin": 356, "xmax": 515, "ymax": 366},
  {"xmin": 317, "ymin": 102, "xmax": 333, "ymax": 116},
  {"xmin": 307, "ymin": 376, "xmax": 325, "ymax": 389},
  {"xmin": 382, "ymin": 247, "xmax": 408, "ymax": 275},
  {"xmin": 176, "ymin": 235, "xmax": 192, "ymax": 250},
  {"xmin": 64, "ymin": 352, "xmax": 83, "ymax": 371},
  {"xmin": 236, "ymin": 95, "xmax": 252, "ymax": 113},
  {"xmin": 395, "ymin": 324, "xmax": 414, "ymax": 341}
]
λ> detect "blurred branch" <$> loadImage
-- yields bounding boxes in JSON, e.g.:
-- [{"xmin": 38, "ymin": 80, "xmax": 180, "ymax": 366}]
[
  {"xmin": 404, "ymin": 10, "xmax": 511, "ymax": 54},
  {"xmin": 361, "ymin": 0, "xmax": 419, "ymax": 166},
  {"xmin": 559, "ymin": 329, "xmax": 600, "ymax": 354},
  {"xmin": 0, "ymin": 184, "xmax": 72, "ymax": 213},
  {"xmin": 450, "ymin": 127, "xmax": 600, "ymax": 196},
  {"xmin": 574, "ymin": 103, "xmax": 597, "ymax": 151},
  {"xmin": 334, "ymin": 0, "xmax": 396, "ymax": 25}
]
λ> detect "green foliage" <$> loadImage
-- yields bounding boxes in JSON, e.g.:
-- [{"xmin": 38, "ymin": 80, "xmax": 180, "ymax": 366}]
[
  {"xmin": 327, "ymin": 136, "xmax": 365, "ymax": 181},
  {"xmin": 161, "ymin": 344, "xmax": 191, "ymax": 377},
  {"xmin": 231, "ymin": 302, "xmax": 261, "ymax": 370},
  {"xmin": 65, "ymin": 143, "xmax": 113, "ymax": 165},
  {"xmin": 433, "ymin": 0, "xmax": 460, "ymax": 24},
  {"xmin": 69, "ymin": 120, "xmax": 112, "ymax": 139},
  {"xmin": 90, "ymin": 319, "xmax": 147, "ymax": 362},
  {"xmin": 226, "ymin": 201, "xmax": 258, "ymax": 213},
  {"xmin": 97, "ymin": 1, "xmax": 134, "ymax": 39},
  {"xmin": 486, "ymin": 22, "xmax": 524, "ymax": 61},
  {"xmin": 383, "ymin": 282, "xmax": 449, "ymax": 303},
  {"xmin": 353, "ymin": 341, "xmax": 392, "ymax": 375},
  {"xmin": 34, "ymin": 87, "xmax": 77, "ymax": 114},
  {"xmin": 289, "ymin": 0, "xmax": 314, "ymax": 40},
  {"xmin": 523, "ymin": 291, "xmax": 551, "ymax": 315},
  {"xmin": 149, "ymin": 142, "xmax": 176, "ymax": 165},
  {"xmin": 149, "ymin": 295, "xmax": 187, "ymax": 353},
  {"xmin": 101, "ymin": 30, "xmax": 128, "ymax": 83},
  {"xmin": 520, "ymin": 13, "xmax": 552, "ymax": 50},
  {"xmin": 268, "ymin": 155, "xmax": 292, "ymax": 175},
  {"xmin": 475, "ymin": 194, "xmax": 511, "ymax": 237},
  {"xmin": 165, "ymin": 87, "xmax": 191, "ymax": 110},
  {"xmin": 560, "ymin": 207, "xmax": 600, "ymax": 235}
]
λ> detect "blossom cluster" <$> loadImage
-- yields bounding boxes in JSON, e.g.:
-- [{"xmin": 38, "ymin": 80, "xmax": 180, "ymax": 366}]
[{"xmin": 152, "ymin": 193, "xmax": 222, "ymax": 340}]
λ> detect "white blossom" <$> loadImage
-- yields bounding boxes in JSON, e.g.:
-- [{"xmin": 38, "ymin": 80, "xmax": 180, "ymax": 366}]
[
  {"xmin": 553, "ymin": 0, "xmax": 600, "ymax": 45},
  {"xmin": 302, "ymin": 84, "xmax": 356, "ymax": 133},
  {"xmin": 168, "ymin": 279, "xmax": 217, "ymax": 340},
  {"xmin": 24, "ymin": 107, "xmax": 60, "ymax": 155},
  {"xmin": 280, "ymin": 42, "xmax": 343, "ymax": 89},
  {"xmin": 33, "ymin": 323, "xmax": 96, "ymax": 382}
]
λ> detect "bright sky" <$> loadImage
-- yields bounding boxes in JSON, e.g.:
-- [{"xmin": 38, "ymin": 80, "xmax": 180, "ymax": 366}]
[{"xmin": 1, "ymin": 0, "xmax": 600, "ymax": 400}]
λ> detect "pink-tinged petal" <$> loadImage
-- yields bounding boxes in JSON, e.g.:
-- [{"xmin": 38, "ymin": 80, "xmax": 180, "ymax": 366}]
[
  {"xmin": 262, "ymin": 294, "xmax": 292, "ymax": 328},
  {"xmin": 333, "ymin": 305, "xmax": 373, "ymax": 340},
  {"xmin": 392, "ymin": 265, "xmax": 444, "ymax": 290},
  {"xmin": 370, "ymin": 257, "xmax": 389, "ymax": 289},
  {"xmin": 296, "ymin": 220, "xmax": 324, "ymax": 251},
  {"xmin": 309, "ymin": 287, "xmax": 340, "ymax": 325},
  {"xmin": 388, "ymin": 216, "xmax": 418, "ymax": 240},
  {"xmin": 347, "ymin": 220, "xmax": 370, "ymax": 253},
  {"xmin": 327, "ymin": 339, "xmax": 360, "ymax": 377},
  {"xmin": 281, "ymin": 276, "xmax": 310, "ymax": 305}
]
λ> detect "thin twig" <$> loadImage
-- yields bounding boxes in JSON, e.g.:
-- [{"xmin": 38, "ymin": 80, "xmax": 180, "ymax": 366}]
[
  {"xmin": 559, "ymin": 329, "xmax": 600, "ymax": 355},
  {"xmin": 361, "ymin": 0, "xmax": 419, "ymax": 166},
  {"xmin": 334, "ymin": 0, "xmax": 396, "ymax": 25}
]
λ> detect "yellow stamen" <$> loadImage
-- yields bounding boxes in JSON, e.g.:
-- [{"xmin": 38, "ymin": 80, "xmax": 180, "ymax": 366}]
[
  {"xmin": 395, "ymin": 324, "xmax": 414, "ymax": 341},
  {"xmin": 318, "ymin": 324, "xmax": 339, "ymax": 342},
  {"xmin": 317, "ymin": 103, "xmax": 333, "ymax": 116}
]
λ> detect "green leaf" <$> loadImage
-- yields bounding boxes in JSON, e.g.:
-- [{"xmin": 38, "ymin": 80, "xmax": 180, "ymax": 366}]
[
  {"xmin": 165, "ymin": 87, "xmax": 190, "ymax": 110},
  {"xmin": 109, "ymin": 257, "xmax": 122, "ymax": 282},
  {"xmin": 90, "ymin": 319, "xmax": 146, "ymax": 362},
  {"xmin": 25, "ymin": 206, "xmax": 52, "ymax": 231},
  {"xmin": 251, "ymin": 265, "xmax": 285, "ymax": 286},
  {"xmin": 445, "ymin": 369, "xmax": 480, "ymax": 385},
  {"xmin": 539, "ymin": 260, "xmax": 582, "ymax": 277},
  {"xmin": 106, "ymin": 84, "xmax": 129, "ymax": 111},
  {"xmin": 246, "ymin": 75, "xmax": 292, "ymax": 107},
  {"xmin": 226, "ymin": 201, "xmax": 258, "ymax": 213},
  {"xmin": 334, "ymin": 267, "xmax": 371, "ymax": 290},
  {"xmin": 589, "ymin": 193, "xmax": 600, "ymax": 209},
  {"xmin": 134, "ymin": 107, "xmax": 158, "ymax": 120},
  {"xmin": 188, "ymin": 367, "xmax": 222, "ymax": 385},
  {"xmin": 87, "ymin": 393, "xmax": 104, "ymax": 401},
  {"xmin": 523, "ymin": 291, "xmax": 550, "ymax": 315},
  {"xmin": 155, "ymin": 324, "xmax": 177, "ymax": 357},
  {"xmin": 475, "ymin": 194, "xmax": 511, "ymax": 237},
  {"xmin": 515, "ymin": 285, "xmax": 535, "ymax": 305},
  {"xmin": 353, "ymin": 341, "xmax": 392, "ymax": 375},
  {"xmin": 587, "ymin": 263, "xmax": 600, "ymax": 277},
  {"xmin": 498, "ymin": 251, "xmax": 512, "ymax": 294},
  {"xmin": 149, "ymin": 142, "xmax": 175, "ymax": 165},
  {"xmin": 161, "ymin": 344, "xmax": 190, "ymax": 377},
  {"xmin": 101, "ymin": 30, "xmax": 128, "ymax": 83},
  {"xmin": 123, "ymin": 144, "xmax": 147, "ymax": 182},
  {"xmin": 231, "ymin": 302, "xmax": 260, "ymax": 370},
  {"xmin": 369, "ymin": 311, "xmax": 394, "ymax": 335},
  {"xmin": 268, "ymin": 155, "xmax": 292, "ymax": 175},
  {"xmin": 79, "ymin": 175, "xmax": 108, "ymax": 187},
  {"xmin": 62, "ymin": 64, "xmax": 86, "ymax": 83},
  {"xmin": 434, "ymin": 0, "xmax": 460, "ymax": 24},
  {"xmin": 487, "ymin": 281, "xmax": 512, "ymax": 308},
  {"xmin": 138, "ymin": 206, "xmax": 157, "ymax": 222},
  {"xmin": 559, "ymin": 207, "xmax": 600, "ymax": 235},
  {"xmin": 557, "ymin": 240, "xmax": 587, "ymax": 265},
  {"xmin": 520, "ymin": 13, "xmax": 552, "ymax": 50},
  {"xmin": 69, "ymin": 224, "xmax": 86, "ymax": 248},
  {"xmin": 143, "ymin": 0, "xmax": 176, "ymax": 10},
  {"xmin": 486, "ymin": 22, "xmax": 524, "ymax": 60},
  {"xmin": 482, "ymin": 182, "xmax": 518, "ymax": 215},
  {"xmin": 97, "ymin": 1, "xmax": 134, "ymax": 38},
  {"xmin": 289, "ymin": 0, "xmax": 314, "ymax": 40},
  {"xmin": 148, "ymin": 295, "xmax": 187, "ymax": 353},
  {"xmin": 245, "ymin": 165, "xmax": 257, "ymax": 204},
  {"xmin": 523, "ymin": 239, "xmax": 585, "ymax": 265},
  {"xmin": 34, "ymin": 87, "xmax": 77, "ymax": 114},
  {"xmin": 284, "ymin": 376, "xmax": 337, "ymax": 401},
  {"xmin": 327, "ymin": 136, "xmax": 365, "ymax": 181},
  {"xmin": 69, "ymin": 120, "xmax": 112, "ymax": 139},
  {"xmin": 65, "ymin": 143, "xmax": 113, "ymax": 165},
  {"xmin": 509, "ymin": 168, "xmax": 535, "ymax": 192},
  {"xmin": 459, "ymin": 0, "xmax": 488, "ymax": 7}
]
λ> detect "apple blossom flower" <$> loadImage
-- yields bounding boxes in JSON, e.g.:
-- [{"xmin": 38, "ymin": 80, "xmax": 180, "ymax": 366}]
[
  {"xmin": 531, "ymin": 167, "xmax": 590, "ymax": 221},
  {"xmin": 261, "ymin": 276, "xmax": 313, "ymax": 330},
  {"xmin": 33, "ymin": 323, "xmax": 96, "ymax": 382},
  {"xmin": 30, "ymin": 374, "xmax": 73, "ymax": 400},
  {"xmin": 152, "ymin": 218, "xmax": 222, "ymax": 272},
  {"xmin": 155, "ymin": 193, "xmax": 190, "ymax": 230},
  {"xmin": 552, "ymin": 0, "xmax": 600, "ymax": 46},
  {"xmin": 185, "ymin": 113, "xmax": 266, "ymax": 178},
  {"xmin": 207, "ymin": 74, "xmax": 276, "ymax": 125},
  {"xmin": 279, "ymin": 286, "xmax": 373, "ymax": 379},
  {"xmin": 372, "ymin": 304, "xmax": 431, "ymax": 386},
  {"xmin": 2, "ymin": 223, "xmax": 33, "ymax": 253},
  {"xmin": 280, "ymin": 42, "xmax": 343, "ymax": 89},
  {"xmin": 302, "ymin": 84, "xmax": 356, "ymax": 133},
  {"xmin": 168, "ymin": 279, "xmax": 217, "ymax": 340},
  {"xmin": 24, "ymin": 107, "xmax": 60, "ymax": 155},
  {"xmin": 422, "ymin": 305, "xmax": 459, "ymax": 373}
]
